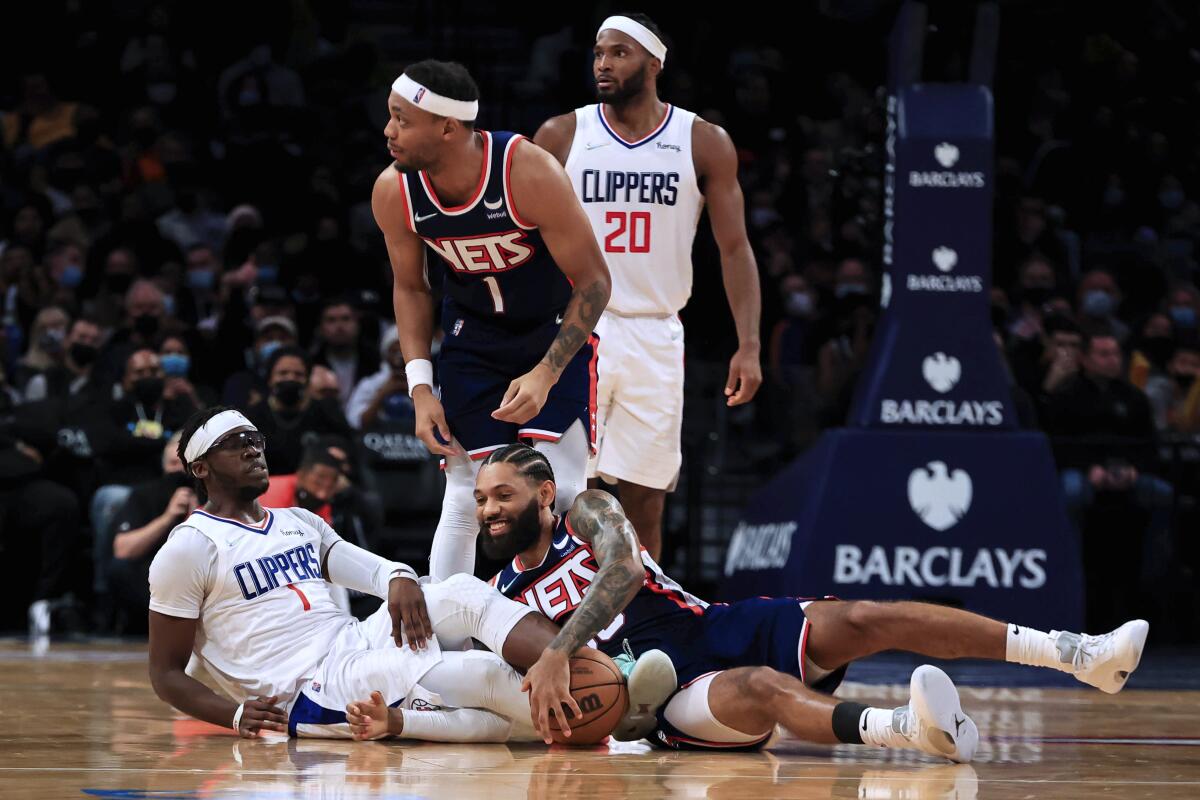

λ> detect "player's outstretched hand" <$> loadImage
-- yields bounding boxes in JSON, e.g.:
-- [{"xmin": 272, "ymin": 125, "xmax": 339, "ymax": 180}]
[
  {"xmin": 388, "ymin": 576, "xmax": 432, "ymax": 651},
  {"xmin": 521, "ymin": 649, "xmax": 582, "ymax": 744},
  {"xmin": 346, "ymin": 691, "xmax": 391, "ymax": 740},
  {"xmin": 238, "ymin": 695, "xmax": 288, "ymax": 738},
  {"xmin": 412, "ymin": 388, "xmax": 460, "ymax": 457},
  {"xmin": 492, "ymin": 365, "xmax": 555, "ymax": 424},
  {"xmin": 724, "ymin": 344, "xmax": 763, "ymax": 406}
]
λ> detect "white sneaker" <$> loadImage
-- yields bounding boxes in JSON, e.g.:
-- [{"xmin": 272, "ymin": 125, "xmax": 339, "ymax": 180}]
[
  {"xmin": 28, "ymin": 600, "xmax": 51, "ymax": 638},
  {"xmin": 611, "ymin": 647, "xmax": 678, "ymax": 742},
  {"xmin": 1057, "ymin": 619, "xmax": 1149, "ymax": 694},
  {"xmin": 896, "ymin": 665, "xmax": 979, "ymax": 763}
]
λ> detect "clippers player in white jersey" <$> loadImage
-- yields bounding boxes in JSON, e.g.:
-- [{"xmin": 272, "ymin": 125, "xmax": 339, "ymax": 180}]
[
  {"xmin": 534, "ymin": 13, "xmax": 763, "ymax": 560},
  {"xmin": 146, "ymin": 406, "xmax": 654, "ymax": 742}
]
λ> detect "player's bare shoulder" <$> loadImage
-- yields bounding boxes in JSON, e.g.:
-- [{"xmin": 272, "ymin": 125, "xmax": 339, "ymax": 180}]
[
  {"xmin": 371, "ymin": 164, "xmax": 412, "ymax": 235},
  {"xmin": 691, "ymin": 117, "xmax": 737, "ymax": 175},
  {"xmin": 533, "ymin": 112, "xmax": 578, "ymax": 165}
]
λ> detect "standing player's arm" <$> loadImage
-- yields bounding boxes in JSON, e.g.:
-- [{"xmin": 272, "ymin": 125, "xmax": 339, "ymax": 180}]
[
  {"xmin": 148, "ymin": 611, "xmax": 288, "ymax": 737},
  {"xmin": 371, "ymin": 166, "xmax": 457, "ymax": 457},
  {"xmin": 693, "ymin": 119, "xmax": 763, "ymax": 406},
  {"xmin": 531, "ymin": 112, "xmax": 577, "ymax": 166},
  {"xmin": 492, "ymin": 142, "xmax": 611, "ymax": 424},
  {"xmin": 521, "ymin": 489, "xmax": 643, "ymax": 742}
]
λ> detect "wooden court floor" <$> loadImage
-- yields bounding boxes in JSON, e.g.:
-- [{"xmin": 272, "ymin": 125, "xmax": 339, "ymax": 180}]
[{"xmin": 1, "ymin": 641, "xmax": 1198, "ymax": 799}]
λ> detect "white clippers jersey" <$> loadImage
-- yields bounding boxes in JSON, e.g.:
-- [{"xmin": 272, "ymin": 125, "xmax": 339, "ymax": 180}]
[
  {"xmin": 148, "ymin": 507, "xmax": 352, "ymax": 706},
  {"xmin": 564, "ymin": 104, "xmax": 704, "ymax": 315}
]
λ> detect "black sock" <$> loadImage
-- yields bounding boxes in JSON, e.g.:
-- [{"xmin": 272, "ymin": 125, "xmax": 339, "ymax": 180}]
[{"xmin": 831, "ymin": 701, "xmax": 869, "ymax": 744}]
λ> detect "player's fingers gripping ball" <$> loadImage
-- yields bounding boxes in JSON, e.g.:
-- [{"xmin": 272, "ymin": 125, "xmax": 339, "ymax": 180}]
[{"xmin": 548, "ymin": 649, "xmax": 629, "ymax": 745}]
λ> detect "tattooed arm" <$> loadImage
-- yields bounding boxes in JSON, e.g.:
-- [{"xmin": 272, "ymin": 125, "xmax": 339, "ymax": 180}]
[
  {"xmin": 492, "ymin": 139, "xmax": 611, "ymax": 424},
  {"xmin": 520, "ymin": 490, "xmax": 643, "ymax": 743}
]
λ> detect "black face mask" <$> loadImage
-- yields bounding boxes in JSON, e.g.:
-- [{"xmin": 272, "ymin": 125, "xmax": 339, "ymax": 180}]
[
  {"xmin": 1174, "ymin": 373, "xmax": 1196, "ymax": 391},
  {"xmin": 69, "ymin": 343, "xmax": 98, "ymax": 367},
  {"xmin": 273, "ymin": 380, "xmax": 305, "ymax": 407},
  {"xmin": 133, "ymin": 376, "xmax": 164, "ymax": 406},
  {"xmin": 295, "ymin": 487, "xmax": 325, "ymax": 512},
  {"xmin": 133, "ymin": 313, "xmax": 160, "ymax": 339}
]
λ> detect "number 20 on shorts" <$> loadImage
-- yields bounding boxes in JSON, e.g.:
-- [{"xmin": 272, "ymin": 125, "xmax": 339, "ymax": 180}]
[{"xmin": 605, "ymin": 211, "xmax": 651, "ymax": 253}]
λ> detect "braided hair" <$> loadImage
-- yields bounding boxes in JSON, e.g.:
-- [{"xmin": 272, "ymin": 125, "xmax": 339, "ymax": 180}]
[{"xmin": 479, "ymin": 443, "xmax": 556, "ymax": 486}]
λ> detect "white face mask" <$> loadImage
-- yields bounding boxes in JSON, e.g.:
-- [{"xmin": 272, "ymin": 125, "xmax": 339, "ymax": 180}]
[{"xmin": 785, "ymin": 291, "xmax": 814, "ymax": 317}]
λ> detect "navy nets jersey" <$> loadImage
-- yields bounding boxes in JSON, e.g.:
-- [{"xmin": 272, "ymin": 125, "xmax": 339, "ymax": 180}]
[
  {"xmin": 491, "ymin": 514, "xmax": 708, "ymax": 661},
  {"xmin": 395, "ymin": 131, "xmax": 572, "ymax": 334}
]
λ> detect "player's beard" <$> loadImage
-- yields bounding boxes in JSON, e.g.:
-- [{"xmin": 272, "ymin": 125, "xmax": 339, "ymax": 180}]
[
  {"xmin": 480, "ymin": 497, "xmax": 543, "ymax": 562},
  {"xmin": 596, "ymin": 64, "xmax": 648, "ymax": 107}
]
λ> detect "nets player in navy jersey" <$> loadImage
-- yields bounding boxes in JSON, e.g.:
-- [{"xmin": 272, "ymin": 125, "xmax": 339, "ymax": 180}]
[
  {"xmin": 371, "ymin": 61, "xmax": 611, "ymax": 586},
  {"xmin": 478, "ymin": 444, "xmax": 1148, "ymax": 758}
]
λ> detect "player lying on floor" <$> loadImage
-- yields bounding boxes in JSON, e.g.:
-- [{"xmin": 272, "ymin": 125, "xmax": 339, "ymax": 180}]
[
  {"xmin": 146, "ymin": 407, "xmax": 674, "ymax": 741},
  {"xmin": 348, "ymin": 443, "xmax": 1149, "ymax": 760}
]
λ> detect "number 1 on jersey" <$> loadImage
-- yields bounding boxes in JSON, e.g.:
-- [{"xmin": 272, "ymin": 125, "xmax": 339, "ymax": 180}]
[
  {"xmin": 482, "ymin": 275, "xmax": 506, "ymax": 313},
  {"xmin": 285, "ymin": 583, "xmax": 311, "ymax": 611},
  {"xmin": 604, "ymin": 211, "xmax": 651, "ymax": 254}
]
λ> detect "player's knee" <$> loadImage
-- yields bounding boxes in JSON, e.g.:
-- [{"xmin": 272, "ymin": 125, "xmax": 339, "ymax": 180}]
[
  {"xmin": 436, "ymin": 572, "xmax": 490, "ymax": 604},
  {"xmin": 743, "ymin": 667, "xmax": 788, "ymax": 707}
]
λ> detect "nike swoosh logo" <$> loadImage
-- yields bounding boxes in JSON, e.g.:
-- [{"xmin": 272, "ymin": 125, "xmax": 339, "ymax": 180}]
[
  {"xmin": 500, "ymin": 576, "xmax": 519, "ymax": 593},
  {"xmin": 586, "ymin": 142, "xmax": 610, "ymax": 150},
  {"xmin": 483, "ymin": 197, "xmax": 503, "ymax": 210},
  {"xmin": 414, "ymin": 212, "xmax": 437, "ymax": 223},
  {"xmin": 1012, "ymin": 624, "xmax": 1019, "ymax": 636},
  {"xmin": 553, "ymin": 534, "xmax": 570, "ymax": 549},
  {"xmin": 555, "ymin": 314, "xmax": 564, "ymax": 324},
  {"xmin": 954, "ymin": 715, "xmax": 965, "ymax": 736},
  {"xmin": 861, "ymin": 717, "xmax": 868, "ymax": 732}
]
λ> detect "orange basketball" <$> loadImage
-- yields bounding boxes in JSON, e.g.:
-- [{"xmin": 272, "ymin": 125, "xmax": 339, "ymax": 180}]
[{"xmin": 547, "ymin": 648, "xmax": 629, "ymax": 745}]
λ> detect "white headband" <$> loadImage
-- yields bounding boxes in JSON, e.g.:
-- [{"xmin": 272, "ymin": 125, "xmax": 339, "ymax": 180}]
[
  {"xmin": 184, "ymin": 410, "xmax": 257, "ymax": 463},
  {"xmin": 597, "ymin": 16, "xmax": 667, "ymax": 66},
  {"xmin": 392, "ymin": 73, "xmax": 479, "ymax": 121}
]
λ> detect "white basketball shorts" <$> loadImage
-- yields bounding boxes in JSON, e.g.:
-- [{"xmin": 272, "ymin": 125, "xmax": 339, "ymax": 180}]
[{"xmin": 588, "ymin": 312, "xmax": 685, "ymax": 491}]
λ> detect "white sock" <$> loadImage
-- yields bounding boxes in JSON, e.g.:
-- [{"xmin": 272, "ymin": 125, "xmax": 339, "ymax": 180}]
[
  {"xmin": 428, "ymin": 453, "xmax": 481, "ymax": 582},
  {"xmin": 858, "ymin": 707, "xmax": 908, "ymax": 749},
  {"xmin": 1006, "ymin": 624, "xmax": 1070, "ymax": 671}
]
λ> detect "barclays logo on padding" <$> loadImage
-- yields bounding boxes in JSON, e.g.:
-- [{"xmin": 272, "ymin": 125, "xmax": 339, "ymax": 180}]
[{"xmin": 908, "ymin": 142, "xmax": 985, "ymax": 188}]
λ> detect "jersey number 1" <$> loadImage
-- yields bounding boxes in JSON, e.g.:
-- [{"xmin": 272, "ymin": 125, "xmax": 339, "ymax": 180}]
[
  {"xmin": 482, "ymin": 276, "xmax": 505, "ymax": 313},
  {"xmin": 604, "ymin": 212, "xmax": 651, "ymax": 253}
]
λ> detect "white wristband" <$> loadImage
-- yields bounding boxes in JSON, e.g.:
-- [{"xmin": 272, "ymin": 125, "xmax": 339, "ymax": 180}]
[
  {"xmin": 405, "ymin": 359, "xmax": 434, "ymax": 397},
  {"xmin": 390, "ymin": 564, "xmax": 419, "ymax": 583},
  {"xmin": 232, "ymin": 702, "xmax": 245, "ymax": 734}
]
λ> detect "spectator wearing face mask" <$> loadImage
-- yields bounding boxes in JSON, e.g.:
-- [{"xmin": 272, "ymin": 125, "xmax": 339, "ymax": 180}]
[
  {"xmin": 221, "ymin": 314, "xmax": 298, "ymax": 408},
  {"xmin": 173, "ymin": 243, "xmax": 221, "ymax": 329},
  {"xmin": 90, "ymin": 348, "xmax": 201, "ymax": 615},
  {"xmin": 1164, "ymin": 284, "xmax": 1200, "ymax": 338},
  {"xmin": 258, "ymin": 445, "xmax": 340, "ymax": 522},
  {"xmin": 1076, "ymin": 269, "xmax": 1129, "ymax": 344},
  {"xmin": 24, "ymin": 316, "xmax": 104, "ymax": 403},
  {"xmin": 158, "ymin": 333, "xmax": 215, "ymax": 408},
  {"xmin": 244, "ymin": 346, "xmax": 355, "ymax": 475},
  {"xmin": 1161, "ymin": 340, "xmax": 1200, "ymax": 434},
  {"xmin": 345, "ymin": 328, "xmax": 415, "ymax": 431},
  {"xmin": 94, "ymin": 278, "xmax": 176, "ymax": 391},
  {"xmin": 14, "ymin": 306, "xmax": 70, "ymax": 394}
]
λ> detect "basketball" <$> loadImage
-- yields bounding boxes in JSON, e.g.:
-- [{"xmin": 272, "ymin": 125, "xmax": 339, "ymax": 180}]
[{"xmin": 547, "ymin": 648, "xmax": 629, "ymax": 745}]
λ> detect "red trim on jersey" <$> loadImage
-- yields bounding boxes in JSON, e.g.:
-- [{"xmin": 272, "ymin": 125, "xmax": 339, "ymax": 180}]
[
  {"xmin": 519, "ymin": 431, "xmax": 562, "ymax": 443},
  {"xmin": 600, "ymin": 103, "xmax": 673, "ymax": 146},
  {"xmin": 420, "ymin": 131, "xmax": 491, "ymax": 213},
  {"xmin": 662, "ymin": 731, "xmax": 773, "ymax": 749},
  {"xmin": 394, "ymin": 170, "xmax": 416, "ymax": 233},
  {"xmin": 643, "ymin": 570, "xmax": 704, "ymax": 615},
  {"xmin": 798, "ymin": 618, "xmax": 811, "ymax": 684},
  {"xmin": 587, "ymin": 333, "xmax": 600, "ymax": 453},
  {"xmin": 503, "ymin": 135, "xmax": 536, "ymax": 229}
]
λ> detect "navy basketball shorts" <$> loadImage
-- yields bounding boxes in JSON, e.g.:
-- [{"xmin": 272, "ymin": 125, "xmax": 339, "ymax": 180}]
[
  {"xmin": 649, "ymin": 596, "xmax": 847, "ymax": 751},
  {"xmin": 436, "ymin": 312, "xmax": 599, "ymax": 460}
]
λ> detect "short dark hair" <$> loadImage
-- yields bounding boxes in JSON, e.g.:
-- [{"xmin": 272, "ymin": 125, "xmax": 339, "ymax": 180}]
[
  {"xmin": 298, "ymin": 444, "xmax": 344, "ymax": 474},
  {"xmin": 264, "ymin": 345, "xmax": 310, "ymax": 380},
  {"xmin": 178, "ymin": 405, "xmax": 237, "ymax": 502},
  {"xmin": 480, "ymin": 443, "xmax": 555, "ymax": 486},
  {"xmin": 1043, "ymin": 314, "xmax": 1081, "ymax": 338},
  {"xmin": 403, "ymin": 60, "xmax": 479, "ymax": 126}
]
